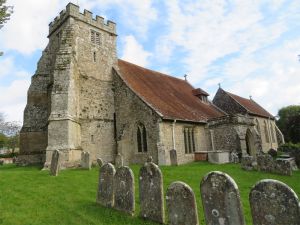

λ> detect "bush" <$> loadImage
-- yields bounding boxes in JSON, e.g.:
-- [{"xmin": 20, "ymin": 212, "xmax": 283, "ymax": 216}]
[
  {"xmin": 278, "ymin": 143, "xmax": 300, "ymax": 153},
  {"xmin": 0, "ymin": 152, "xmax": 18, "ymax": 158}
]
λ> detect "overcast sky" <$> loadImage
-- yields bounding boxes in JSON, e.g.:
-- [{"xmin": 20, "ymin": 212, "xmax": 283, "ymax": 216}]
[{"xmin": 0, "ymin": 0, "xmax": 300, "ymax": 122}]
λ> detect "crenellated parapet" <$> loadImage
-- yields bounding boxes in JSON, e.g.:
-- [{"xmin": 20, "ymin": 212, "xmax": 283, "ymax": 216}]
[{"xmin": 49, "ymin": 3, "xmax": 116, "ymax": 36}]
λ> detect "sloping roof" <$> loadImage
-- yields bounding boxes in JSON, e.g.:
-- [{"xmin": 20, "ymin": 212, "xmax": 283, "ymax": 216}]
[
  {"xmin": 116, "ymin": 59, "xmax": 225, "ymax": 122},
  {"xmin": 225, "ymin": 90, "xmax": 274, "ymax": 118}
]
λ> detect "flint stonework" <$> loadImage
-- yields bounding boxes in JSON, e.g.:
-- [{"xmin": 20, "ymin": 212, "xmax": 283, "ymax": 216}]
[
  {"xmin": 201, "ymin": 171, "xmax": 245, "ymax": 225},
  {"xmin": 97, "ymin": 163, "xmax": 116, "ymax": 207},
  {"xmin": 114, "ymin": 166, "xmax": 135, "ymax": 215},
  {"xmin": 50, "ymin": 150, "xmax": 62, "ymax": 176},
  {"xmin": 170, "ymin": 149, "xmax": 178, "ymax": 166},
  {"xmin": 139, "ymin": 162, "xmax": 164, "ymax": 223},
  {"xmin": 81, "ymin": 151, "xmax": 91, "ymax": 170},
  {"xmin": 166, "ymin": 181, "xmax": 199, "ymax": 225},
  {"xmin": 250, "ymin": 179, "xmax": 300, "ymax": 225}
]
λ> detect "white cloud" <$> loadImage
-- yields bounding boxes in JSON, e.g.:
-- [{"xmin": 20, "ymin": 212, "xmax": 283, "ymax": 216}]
[
  {"xmin": 0, "ymin": 57, "xmax": 14, "ymax": 78},
  {"xmin": 121, "ymin": 35, "xmax": 152, "ymax": 67},
  {"xmin": 0, "ymin": 79, "xmax": 30, "ymax": 122}
]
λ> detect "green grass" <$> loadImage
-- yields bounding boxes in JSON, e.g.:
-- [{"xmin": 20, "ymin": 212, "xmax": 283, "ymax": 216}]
[{"xmin": 0, "ymin": 162, "xmax": 299, "ymax": 225}]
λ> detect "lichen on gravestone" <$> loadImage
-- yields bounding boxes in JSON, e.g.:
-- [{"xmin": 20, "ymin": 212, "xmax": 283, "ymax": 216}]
[{"xmin": 97, "ymin": 163, "xmax": 115, "ymax": 207}]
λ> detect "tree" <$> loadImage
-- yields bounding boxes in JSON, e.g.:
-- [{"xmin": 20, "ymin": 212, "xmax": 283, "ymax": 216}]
[
  {"xmin": 0, "ymin": 0, "xmax": 13, "ymax": 29},
  {"xmin": 0, "ymin": 112, "xmax": 21, "ymax": 153},
  {"xmin": 277, "ymin": 105, "xmax": 300, "ymax": 144},
  {"xmin": 0, "ymin": 0, "xmax": 13, "ymax": 56}
]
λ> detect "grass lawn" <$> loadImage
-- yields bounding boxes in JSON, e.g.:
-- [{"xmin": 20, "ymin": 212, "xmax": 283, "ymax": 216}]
[{"xmin": 0, "ymin": 162, "xmax": 299, "ymax": 225}]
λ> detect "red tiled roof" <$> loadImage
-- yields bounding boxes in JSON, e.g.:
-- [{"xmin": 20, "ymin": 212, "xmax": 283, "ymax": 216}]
[
  {"xmin": 116, "ymin": 59, "xmax": 225, "ymax": 122},
  {"xmin": 226, "ymin": 91, "xmax": 274, "ymax": 118}
]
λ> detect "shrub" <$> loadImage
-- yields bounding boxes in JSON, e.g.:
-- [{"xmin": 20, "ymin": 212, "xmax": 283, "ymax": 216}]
[
  {"xmin": 278, "ymin": 143, "xmax": 300, "ymax": 153},
  {"xmin": 268, "ymin": 148, "xmax": 277, "ymax": 158}
]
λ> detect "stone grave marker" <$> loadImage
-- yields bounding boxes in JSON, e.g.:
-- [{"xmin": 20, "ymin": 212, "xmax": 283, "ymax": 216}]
[
  {"xmin": 139, "ymin": 161, "xmax": 164, "ymax": 223},
  {"xmin": 250, "ymin": 179, "xmax": 300, "ymax": 225},
  {"xmin": 257, "ymin": 154, "xmax": 274, "ymax": 172},
  {"xmin": 114, "ymin": 166, "xmax": 135, "ymax": 215},
  {"xmin": 97, "ymin": 158, "xmax": 103, "ymax": 167},
  {"xmin": 241, "ymin": 155, "xmax": 256, "ymax": 171},
  {"xmin": 275, "ymin": 158, "xmax": 292, "ymax": 176},
  {"xmin": 50, "ymin": 150, "xmax": 62, "ymax": 176},
  {"xmin": 200, "ymin": 171, "xmax": 245, "ymax": 225},
  {"xmin": 97, "ymin": 163, "xmax": 116, "ymax": 207},
  {"xmin": 166, "ymin": 181, "xmax": 199, "ymax": 225},
  {"xmin": 115, "ymin": 153, "xmax": 123, "ymax": 168},
  {"xmin": 170, "ymin": 149, "xmax": 178, "ymax": 166},
  {"xmin": 81, "ymin": 151, "xmax": 91, "ymax": 170}
]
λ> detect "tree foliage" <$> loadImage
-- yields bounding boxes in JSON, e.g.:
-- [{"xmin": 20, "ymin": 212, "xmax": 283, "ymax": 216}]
[
  {"xmin": 0, "ymin": 112, "xmax": 21, "ymax": 153},
  {"xmin": 0, "ymin": 0, "xmax": 13, "ymax": 29},
  {"xmin": 276, "ymin": 105, "xmax": 300, "ymax": 144}
]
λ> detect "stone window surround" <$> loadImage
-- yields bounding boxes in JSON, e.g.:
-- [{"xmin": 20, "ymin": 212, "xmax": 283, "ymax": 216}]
[
  {"xmin": 183, "ymin": 127, "xmax": 196, "ymax": 154},
  {"xmin": 90, "ymin": 29, "xmax": 101, "ymax": 46},
  {"xmin": 137, "ymin": 123, "xmax": 148, "ymax": 153}
]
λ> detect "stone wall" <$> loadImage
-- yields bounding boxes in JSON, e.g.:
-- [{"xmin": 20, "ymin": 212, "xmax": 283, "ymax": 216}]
[
  {"xmin": 113, "ymin": 71, "xmax": 161, "ymax": 165},
  {"xmin": 255, "ymin": 117, "xmax": 278, "ymax": 153},
  {"xmin": 159, "ymin": 121, "xmax": 209, "ymax": 165}
]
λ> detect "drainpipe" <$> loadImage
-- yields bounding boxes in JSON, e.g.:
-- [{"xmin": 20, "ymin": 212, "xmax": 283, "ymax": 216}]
[{"xmin": 172, "ymin": 120, "xmax": 176, "ymax": 150}]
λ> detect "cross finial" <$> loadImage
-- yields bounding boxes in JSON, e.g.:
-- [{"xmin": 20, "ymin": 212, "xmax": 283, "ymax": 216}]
[
  {"xmin": 184, "ymin": 74, "xmax": 188, "ymax": 81},
  {"xmin": 249, "ymin": 95, "xmax": 252, "ymax": 100},
  {"xmin": 218, "ymin": 83, "xmax": 221, "ymax": 88},
  {"xmin": 298, "ymin": 54, "xmax": 300, "ymax": 61}
]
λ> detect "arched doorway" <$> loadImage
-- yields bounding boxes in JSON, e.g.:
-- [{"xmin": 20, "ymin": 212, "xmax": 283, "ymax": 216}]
[{"xmin": 246, "ymin": 129, "xmax": 256, "ymax": 157}]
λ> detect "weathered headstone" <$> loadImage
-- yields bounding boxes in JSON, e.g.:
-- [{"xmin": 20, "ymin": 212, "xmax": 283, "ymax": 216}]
[
  {"xmin": 81, "ymin": 151, "xmax": 91, "ymax": 170},
  {"xmin": 50, "ymin": 150, "xmax": 62, "ymax": 176},
  {"xmin": 113, "ymin": 166, "xmax": 135, "ymax": 215},
  {"xmin": 166, "ymin": 181, "xmax": 199, "ymax": 225},
  {"xmin": 250, "ymin": 179, "xmax": 300, "ymax": 225},
  {"xmin": 200, "ymin": 171, "xmax": 245, "ymax": 225},
  {"xmin": 257, "ymin": 154, "xmax": 274, "ymax": 172},
  {"xmin": 231, "ymin": 151, "xmax": 240, "ymax": 163},
  {"xmin": 97, "ymin": 158, "xmax": 103, "ymax": 167},
  {"xmin": 115, "ymin": 153, "xmax": 123, "ymax": 168},
  {"xmin": 139, "ymin": 161, "xmax": 164, "ymax": 223},
  {"xmin": 241, "ymin": 155, "xmax": 256, "ymax": 171},
  {"xmin": 97, "ymin": 163, "xmax": 116, "ymax": 207},
  {"xmin": 170, "ymin": 149, "xmax": 178, "ymax": 166},
  {"xmin": 275, "ymin": 158, "xmax": 292, "ymax": 176}
]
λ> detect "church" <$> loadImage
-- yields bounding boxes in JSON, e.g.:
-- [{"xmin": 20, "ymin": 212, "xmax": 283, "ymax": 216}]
[{"xmin": 17, "ymin": 3, "xmax": 284, "ymax": 167}]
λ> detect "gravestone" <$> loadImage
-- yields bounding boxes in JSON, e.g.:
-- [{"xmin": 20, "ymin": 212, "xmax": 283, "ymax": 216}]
[
  {"xmin": 170, "ymin": 149, "xmax": 178, "ymax": 166},
  {"xmin": 114, "ymin": 166, "xmax": 135, "ymax": 215},
  {"xmin": 250, "ymin": 179, "xmax": 300, "ymax": 225},
  {"xmin": 166, "ymin": 181, "xmax": 199, "ymax": 225},
  {"xmin": 97, "ymin": 163, "xmax": 116, "ymax": 207},
  {"xmin": 241, "ymin": 155, "xmax": 256, "ymax": 171},
  {"xmin": 139, "ymin": 161, "xmax": 164, "ymax": 223},
  {"xmin": 115, "ymin": 153, "xmax": 123, "ymax": 168},
  {"xmin": 257, "ymin": 154, "xmax": 274, "ymax": 172},
  {"xmin": 81, "ymin": 151, "xmax": 91, "ymax": 170},
  {"xmin": 97, "ymin": 158, "xmax": 103, "ymax": 167},
  {"xmin": 275, "ymin": 159, "xmax": 292, "ymax": 176},
  {"xmin": 200, "ymin": 171, "xmax": 245, "ymax": 225},
  {"xmin": 50, "ymin": 150, "xmax": 62, "ymax": 176},
  {"xmin": 231, "ymin": 151, "xmax": 240, "ymax": 163}
]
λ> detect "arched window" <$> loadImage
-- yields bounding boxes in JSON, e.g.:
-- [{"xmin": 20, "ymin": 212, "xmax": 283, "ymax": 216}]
[
  {"xmin": 137, "ymin": 127, "xmax": 142, "ymax": 152},
  {"xmin": 137, "ymin": 124, "xmax": 147, "ymax": 153},
  {"xmin": 264, "ymin": 121, "xmax": 270, "ymax": 143}
]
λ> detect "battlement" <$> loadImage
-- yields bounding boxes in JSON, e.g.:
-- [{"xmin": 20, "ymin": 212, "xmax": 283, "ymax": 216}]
[{"xmin": 49, "ymin": 3, "xmax": 116, "ymax": 36}]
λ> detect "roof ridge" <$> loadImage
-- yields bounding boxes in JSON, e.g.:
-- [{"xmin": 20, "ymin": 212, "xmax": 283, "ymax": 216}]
[{"xmin": 118, "ymin": 59, "xmax": 187, "ymax": 83}]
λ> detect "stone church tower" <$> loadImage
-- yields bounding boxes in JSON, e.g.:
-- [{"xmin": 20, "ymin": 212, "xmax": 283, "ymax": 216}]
[{"xmin": 19, "ymin": 3, "xmax": 117, "ymax": 167}]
